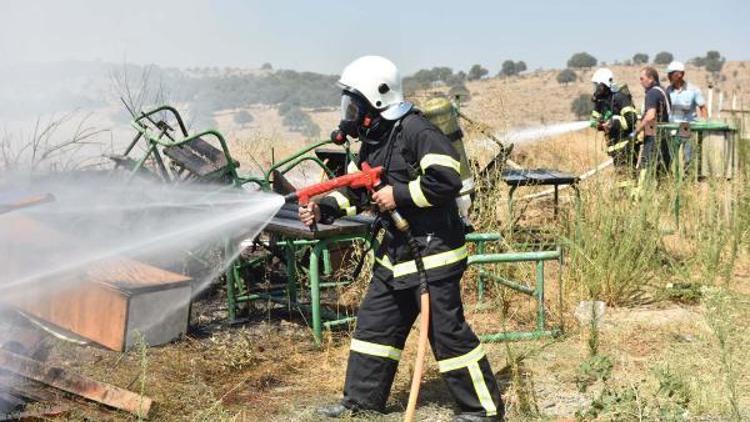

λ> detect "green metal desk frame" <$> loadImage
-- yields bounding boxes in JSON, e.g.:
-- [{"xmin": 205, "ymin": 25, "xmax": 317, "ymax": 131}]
[
  {"xmin": 226, "ymin": 233, "xmax": 370, "ymax": 344},
  {"xmin": 656, "ymin": 121, "xmax": 739, "ymax": 228},
  {"xmin": 230, "ymin": 231, "xmax": 563, "ymax": 345},
  {"xmin": 468, "ymin": 233, "xmax": 563, "ymax": 342}
]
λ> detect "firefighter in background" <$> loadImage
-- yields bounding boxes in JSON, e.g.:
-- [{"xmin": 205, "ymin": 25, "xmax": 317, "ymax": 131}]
[
  {"xmin": 299, "ymin": 56, "xmax": 504, "ymax": 422},
  {"xmin": 590, "ymin": 68, "xmax": 639, "ymax": 170}
]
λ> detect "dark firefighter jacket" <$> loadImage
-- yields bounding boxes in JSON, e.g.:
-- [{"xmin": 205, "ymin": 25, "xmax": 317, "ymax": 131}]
[
  {"xmin": 318, "ymin": 112, "xmax": 465, "ymax": 290},
  {"xmin": 591, "ymin": 85, "xmax": 639, "ymax": 155}
]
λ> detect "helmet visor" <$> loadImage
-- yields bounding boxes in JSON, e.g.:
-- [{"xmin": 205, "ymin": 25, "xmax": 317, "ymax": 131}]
[{"xmin": 340, "ymin": 94, "xmax": 362, "ymax": 122}]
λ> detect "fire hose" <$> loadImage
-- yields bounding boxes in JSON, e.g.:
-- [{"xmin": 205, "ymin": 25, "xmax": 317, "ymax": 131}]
[{"xmin": 284, "ymin": 163, "xmax": 430, "ymax": 421}]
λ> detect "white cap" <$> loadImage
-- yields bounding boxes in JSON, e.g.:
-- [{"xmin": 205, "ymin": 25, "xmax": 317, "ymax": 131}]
[{"xmin": 667, "ymin": 61, "xmax": 685, "ymax": 73}]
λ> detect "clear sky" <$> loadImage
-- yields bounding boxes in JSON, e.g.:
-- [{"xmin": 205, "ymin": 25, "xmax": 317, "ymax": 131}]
[{"xmin": 2, "ymin": 0, "xmax": 748, "ymax": 74}]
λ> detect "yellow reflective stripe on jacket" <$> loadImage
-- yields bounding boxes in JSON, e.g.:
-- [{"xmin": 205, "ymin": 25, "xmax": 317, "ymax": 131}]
[
  {"xmin": 438, "ymin": 344, "xmax": 486, "ymax": 372},
  {"xmin": 613, "ymin": 115, "xmax": 628, "ymax": 130},
  {"xmin": 419, "ymin": 153, "xmax": 461, "ymax": 174},
  {"xmin": 606, "ymin": 140, "xmax": 629, "ymax": 152},
  {"xmin": 347, "ymin": 161, "xmax": 359, "ymax": 174},
  {"xmin": 350, "ymin": 339, "xmax": 401, "ymax": 361},
  {"xmin": 468, "ymin": 362, "xmax": 498, "ymax": 416},
  {"xmin": 328, "ymin": 191, "xmax": 350, "ymax": 209},
  {"xmin": 375, "ymin": 245, "xmax": 468, "ymax": 278},
  {"xmin": 591, "ymin": 110, "xmax": 601, "ymax": 119},
  {"xmin": 327, "ymin": 191, "xmax": 356, "ymax": 216},
  {"xmin": 620, "ymin": 106, "xmax": 637, "ymax": 116},
  {"xmin": 408, "ymin": 177, "xmax": 432, "ymax": 208}
]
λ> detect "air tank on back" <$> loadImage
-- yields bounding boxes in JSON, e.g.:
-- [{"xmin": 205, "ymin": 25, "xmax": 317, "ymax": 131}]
[{"xmin": 421, "ymin": 97, "xmax": 475, "ymax": 230}]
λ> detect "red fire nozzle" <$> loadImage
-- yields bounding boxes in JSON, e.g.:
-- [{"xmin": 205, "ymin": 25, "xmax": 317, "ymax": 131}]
[{"xmin": 284, "ymin": 162, "xmax": 383, "ymax": 206}]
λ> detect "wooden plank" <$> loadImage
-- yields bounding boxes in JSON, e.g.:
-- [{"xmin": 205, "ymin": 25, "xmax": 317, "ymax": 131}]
[{"xmin": 0, "ymin": 350, "xmax": 152, "ymax": 417}]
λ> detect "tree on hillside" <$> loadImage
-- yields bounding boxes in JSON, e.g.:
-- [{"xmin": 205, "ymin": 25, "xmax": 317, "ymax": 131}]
[
  {"xmin": 499, "ymin": 60, "xmax": 526, "ymax": 77},
  {"xmin": 233, "ymin": 110, "xmax": 254, "ymax": 126},
  {"xmin": 556, "ymin": 68, "xmax": 577, "ymax": 85},
  {"xmin": 448, "ymin": 84, "xmax": 471, "ymax": 102},
  {"xmin": 632, "ymin": 53, "xmax": 649, "ymax": 65},
  {"xmin": 705, "ymin": 50, "xmax": 726, "ymax": 73},
  {"xmin": 689, "ymin": 51, "xmax": 726, "ymax": 73},
  {"xmin": 467, "ymin": 64, "xmax": 489, "ymax": 81},
  {"xmin": 567, "ymin": 52, "xmax": 597, "ymax": 69},
  {"xmin": 500, "ymin": 60, "xmax": 517, "ymax": 77},
  {"xmin": 571, "ymin": 94, "xmax": 593, "ymax": 118},
  {"xmin": 261, "ymin": 62, "xmax": 273, "ymax": 70},
  {"xmin": 653, "ymin": 51, "xmax": 674, "ymax": 65}
]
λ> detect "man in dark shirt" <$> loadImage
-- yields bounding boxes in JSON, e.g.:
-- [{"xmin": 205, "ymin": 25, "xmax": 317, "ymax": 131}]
[{"xmin": 634, "ymin": 66, "xmax": 671, "ymax": 178}]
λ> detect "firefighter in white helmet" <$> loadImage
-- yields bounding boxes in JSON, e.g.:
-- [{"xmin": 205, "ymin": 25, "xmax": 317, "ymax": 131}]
[
  {"xmin": 300, "ymin": 56, "xmax": 504, "ymax": 421},
  {"xmin": 590, "ymin": 68, "xmax": 639, "ymax": 169}
]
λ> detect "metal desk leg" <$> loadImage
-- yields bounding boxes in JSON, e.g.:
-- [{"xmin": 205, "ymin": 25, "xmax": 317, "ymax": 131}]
[
  {"xmin": 553, "ymin": 185, "xmax": 559, "ymax": 218},
  {"xmin": 535, "ymin": 260, "xmax": 545, "ymax": 332},
  {"xmin": 225, "ymin": 240, "xmax": 238, "ymax": 321},
  {"xmin": 309, "ymin": 242, "xmax": 324, "ymax": 345},
  {"xmin": 476, "ymin": 241, "xmax": 486, "ymax": 302},
  {"xmin": 226, "ymin": 263, "xmax": 237, "ymax": 321},
  {"xmin": 507, "ymin": 185, "xmax": 517, "ymax": 233},
  {"xmin": 285, "ymin": 242, "xmax": 298, "ymax": 304}
]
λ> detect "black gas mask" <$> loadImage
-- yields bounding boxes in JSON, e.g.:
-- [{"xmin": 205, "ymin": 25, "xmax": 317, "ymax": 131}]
[
  {"xmin": 331, "ymin": 91, "xmax": 392, "ymax": 145},
  {"xmin": 338, "ymin": 92, "xmax": 371, "ymax": 138},
  {"xmin": 591, "ymin": 83, "xmax": 611, "ymax": 102}
]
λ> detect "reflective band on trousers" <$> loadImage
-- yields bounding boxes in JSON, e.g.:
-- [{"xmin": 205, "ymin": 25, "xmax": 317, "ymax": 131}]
[
  {"xmin": 437, "ymin": 344, "xmax": 486, "ymax": 372},
  {"xmin": 468, "ymin": 362, "xmax": 498, "ymax": 416},
  {"xmin": 350, "ymin": 338, "xmax": 401, "ymax": 361},
  {"xmin": 375, "ymin": 245, "xmax": 468, "ymax": 278},
  {"xmin": 606, "ymin": 140, "xmax": 629, "ymax": 152},
  {"xmin": 408, "ymin": 177, "xmax": 432, "ymax": 208},
  {"xmin": 438, "ymin": 345, "xmax": 497, "ymax": 416},
  {"xmin": 420, "ymin": 153, "xmax": 461, "ymax": 174}
]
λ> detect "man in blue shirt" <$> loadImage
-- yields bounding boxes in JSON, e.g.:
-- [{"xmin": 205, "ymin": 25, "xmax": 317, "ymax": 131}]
[{"xmin": 665, "ymin": 61, "xmax": 707, "ymax": 168}]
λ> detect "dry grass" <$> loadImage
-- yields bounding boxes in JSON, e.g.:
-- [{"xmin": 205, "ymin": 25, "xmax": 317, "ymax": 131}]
[{"xmin": 16, "ymin": 62, "xmax": 750, "ymax": 421}]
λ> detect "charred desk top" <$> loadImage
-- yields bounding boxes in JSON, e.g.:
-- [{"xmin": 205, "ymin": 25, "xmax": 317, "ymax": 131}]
[
  {"xmin": 264, "ymin": 203, "xmax": 373, "ymax": 239},
  {"xmin": 502, "ymin": 168, "xmax": 579, "ymax": 187}
]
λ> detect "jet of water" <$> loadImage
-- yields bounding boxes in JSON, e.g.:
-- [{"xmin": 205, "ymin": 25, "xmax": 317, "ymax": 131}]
[{"xmin": 0, "ymin": 172, "xmax": 283, "ymax": 348}]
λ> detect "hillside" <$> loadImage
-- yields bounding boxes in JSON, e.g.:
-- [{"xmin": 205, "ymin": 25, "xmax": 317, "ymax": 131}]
[{"xmin": 213, "ymin": 62, "xmax": 750, "ymax": 153}]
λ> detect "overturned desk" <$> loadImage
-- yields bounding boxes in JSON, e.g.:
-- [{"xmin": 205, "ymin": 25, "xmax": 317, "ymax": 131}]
[
  {"xmin": 503, "ymin": 168, "xmax": 580, "ymax": 224},
  {"xmin": 226, "ymin": 203, "xmax": 373, "ymax": 344}
]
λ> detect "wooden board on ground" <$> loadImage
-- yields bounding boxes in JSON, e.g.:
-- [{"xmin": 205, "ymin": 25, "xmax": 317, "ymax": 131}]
[{"xmin": 0, "ymin": 350, "xmax": 152, "ymax": 417}]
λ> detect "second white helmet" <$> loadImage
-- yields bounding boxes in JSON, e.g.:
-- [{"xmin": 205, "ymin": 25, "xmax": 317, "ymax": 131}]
[
  {"xmin": 591, "ymin": 68, "xmax": 615, "ymax": 88},
  {"xmin": 338, "ymin": 56, "xmax": 411, "ymax": 120}
]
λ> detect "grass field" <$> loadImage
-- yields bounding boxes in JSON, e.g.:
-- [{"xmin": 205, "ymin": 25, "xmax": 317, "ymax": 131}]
[
  {"xmin": 9, "ymin": 60, "xmax": 750, "ymax": 421},
  {"xmin": 24, "ymin": 120, "xmax": 748, "ymax": 421}
]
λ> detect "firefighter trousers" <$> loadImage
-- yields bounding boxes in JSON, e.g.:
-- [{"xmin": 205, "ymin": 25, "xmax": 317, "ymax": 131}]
[{"xmin": 341, "ymin": 275, "xmax": 504, "ymax": 419}]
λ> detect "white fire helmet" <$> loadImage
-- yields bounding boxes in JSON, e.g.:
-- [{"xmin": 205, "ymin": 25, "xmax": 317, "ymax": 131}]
[
  {"xmin": 591, "ymin": 68, "xmax": 615, "ymax": 88},
  {"xmin": 338, "ymin": 56, "xmax": 412, "ymax": 120}
]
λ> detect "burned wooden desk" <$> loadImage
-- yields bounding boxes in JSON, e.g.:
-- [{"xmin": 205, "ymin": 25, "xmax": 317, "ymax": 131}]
[
  {"xmin": 226, "ymin": 203, "xmax": 373, "ymax": 344},
  {"xmin": 502, "ymin": 168, "xmax": 580, "ymax": 224}
]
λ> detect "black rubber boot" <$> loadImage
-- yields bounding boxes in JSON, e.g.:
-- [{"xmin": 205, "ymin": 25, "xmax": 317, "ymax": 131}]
[
  {"xmin": 315, "ymin": 403, "xmax": 354, "ymax": 418},
  {"xmin": 453, "ymin": 413, "xmax": 501, "ymax": 422}
]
